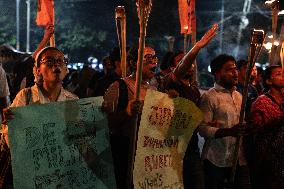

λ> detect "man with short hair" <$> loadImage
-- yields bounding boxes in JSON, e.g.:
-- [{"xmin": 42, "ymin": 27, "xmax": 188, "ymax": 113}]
[
  {"xmin": 198, "ymin": 54, "xmax": 251, "ymax": 189},
  {"xmin": 103, "ymin": 45, "xmax": 158, "ymax": 189},
  {"xmin": 236, "ymin": 59, "xmax": 258, "ymax": 120}
]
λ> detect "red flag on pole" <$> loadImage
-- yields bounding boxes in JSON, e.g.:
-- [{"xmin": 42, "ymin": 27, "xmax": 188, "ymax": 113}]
[
  {"xmin": 189, "ymin": 0, "xmax": 196, "ymax": 33},
  {"xmin": 178, "ymin": 0, "xmax": 196, "ymax": 34},
  {"xmin": 36, "ymin": 0, "xmax": 54, "ymax": 26}
]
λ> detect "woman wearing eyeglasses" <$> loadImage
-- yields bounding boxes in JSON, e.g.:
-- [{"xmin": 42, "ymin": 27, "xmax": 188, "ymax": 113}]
[
  {"xmin": 2, "ymin": 25, "xmax": 78, "ymax": 142},
  {"xmin": 0, "ymin": 25, "xmax": 78, "ymax": 188},
  {"xmin": 3, "ymin": 24, "xmax": 77, "ymax": 108}
]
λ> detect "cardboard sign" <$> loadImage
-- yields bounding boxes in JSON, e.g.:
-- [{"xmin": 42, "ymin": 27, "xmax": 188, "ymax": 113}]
[
  {"xmin": 134, "ymin": 89, "xmax": 203, "ymax": 189},
  {"xmin": 9, "ymin": 97, "xmax": 116, "ymax": 189}
]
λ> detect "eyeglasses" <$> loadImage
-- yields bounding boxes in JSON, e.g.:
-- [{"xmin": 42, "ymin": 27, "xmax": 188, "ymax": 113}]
[
  {"xmin": 144, "ymin": 54, "xmax": 158, "ymax": 64},
  {"xmin": 40, "ymin": 57, "xmax": 68, "ymax": 67}
]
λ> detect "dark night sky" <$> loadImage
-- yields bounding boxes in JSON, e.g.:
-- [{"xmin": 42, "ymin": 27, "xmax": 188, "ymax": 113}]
[{"xmin": 1, "ymin": 0, "xmax": 283, "ymax": 67}]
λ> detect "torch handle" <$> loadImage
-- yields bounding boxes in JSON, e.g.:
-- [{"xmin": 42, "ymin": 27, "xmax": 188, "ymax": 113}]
[
  {"xmin": 121, "ymin": 17, "xmax": 127, "ymax": 78},
  {"xmin": 135, "ymin": 25, "xmax": 146, "ymax": 100},
  {"xmin": 230, "ymin": 44, "xmax": 256, "ymax": 184}
]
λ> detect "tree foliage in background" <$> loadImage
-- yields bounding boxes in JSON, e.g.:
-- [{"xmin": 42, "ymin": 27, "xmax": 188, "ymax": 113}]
[
  {"xmin": 0, "ymin": 0, "xmax": 273, "ymax": 67},
  {"xmin": 0, "ymin": 1, "xmax": 16, "ymax": 46}
]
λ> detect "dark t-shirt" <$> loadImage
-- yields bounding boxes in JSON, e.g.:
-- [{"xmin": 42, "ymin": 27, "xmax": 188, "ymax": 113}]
[
  {"xmin": 159, "ymin": 73, "xmax": 201, "ymax": 106},
  {"xmin": 236, "ymin": 83, "xmax": 258, "ymax": 120}
]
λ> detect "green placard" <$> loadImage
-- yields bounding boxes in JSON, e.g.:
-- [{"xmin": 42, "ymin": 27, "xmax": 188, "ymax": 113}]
[{"xmin": 9, "ymin": 97, "xmax": 116, "ymax": 189}]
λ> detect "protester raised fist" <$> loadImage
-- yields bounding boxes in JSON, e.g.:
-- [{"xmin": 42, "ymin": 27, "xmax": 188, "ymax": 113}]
[{"xmin": 32, "ymin": 24, "xmax": 55, "ymax": 59}]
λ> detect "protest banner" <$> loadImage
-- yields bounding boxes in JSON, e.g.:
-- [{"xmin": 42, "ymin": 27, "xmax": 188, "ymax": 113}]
[
  {"xmin": 133, "ymin": 89, "xmax": 203, "ymax": 189},
  {"xmin": 9, "ymin": 97, "xmax": 116, "ymax": 189}
]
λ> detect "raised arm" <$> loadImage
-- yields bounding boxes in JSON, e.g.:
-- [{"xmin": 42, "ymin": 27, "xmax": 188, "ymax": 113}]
[
  {"xmin": 32, "ymin": 24, "xmax": 54, "ymax": 59},
  {"xmin": 173, "ymin": 24, "xmax": 218, "ymax": 80}
]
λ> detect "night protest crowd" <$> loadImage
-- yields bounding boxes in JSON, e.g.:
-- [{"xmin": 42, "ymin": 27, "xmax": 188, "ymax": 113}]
[{"xmin": 0, "ymin": 22, "xmax": 284, "ymax": 189}]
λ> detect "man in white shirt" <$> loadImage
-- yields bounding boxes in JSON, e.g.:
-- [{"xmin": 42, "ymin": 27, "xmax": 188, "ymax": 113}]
[{"xmin": 198, "ymin": 54, "xmax": 251, "ymax": 189}]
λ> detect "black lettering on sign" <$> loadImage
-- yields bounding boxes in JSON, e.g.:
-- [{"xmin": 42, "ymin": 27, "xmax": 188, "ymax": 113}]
[
  {"xmin": 32, "ymin": 145, "xmax": 82, "ymax": 171},
  {"xmin": 24, "ymin": 127, "xmax": 41, "ymax": 149},
  {"xmin": 33, "ymin": 146, "xmax": 61, "ymax": 171},
  {"xmin": 34, "ymin": 168, "xmax": 97, "ymax": 188},
  {"xmin": 172, "ymin": 109, "xmax": 192, "ymax": 129},
  {"xmin": 138, "ymin": 173, "xmax": 163, "ymax": 189},
  {"xmin": 24, "ymin": 122, "xmax": 57, "ymax": 149},
  {"xmin": 43, "ymin": 123, "xmax": 56, "ymax": 146},
  {"xmin": 161, "ymin": 181, "xmax": 182, "ymax": 189},
  {"xmin": 65, "ymin": 121, "xmax": 97, "ymax": 140}
]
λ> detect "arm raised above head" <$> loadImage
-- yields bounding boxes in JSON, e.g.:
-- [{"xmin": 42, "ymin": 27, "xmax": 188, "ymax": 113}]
[
  {"xmin": 173, "ymin": 24, "xmax": 218, "ymax": 80},
  {"xmin": 32, "ymin": 24, "xmax": 55, "ymax": 60}
]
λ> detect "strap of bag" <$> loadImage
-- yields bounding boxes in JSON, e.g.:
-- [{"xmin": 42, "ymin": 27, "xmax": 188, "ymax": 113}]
[{"xmin": 25, "ymin": 87, "xmax": 32, "ymax": 105}]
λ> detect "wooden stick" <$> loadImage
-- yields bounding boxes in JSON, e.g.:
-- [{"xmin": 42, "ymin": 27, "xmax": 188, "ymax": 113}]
[
  {"xmin": 121, "ymin": 16, "xmax": 127, "ymax": 77},
  {"xmin": 230, "ymin": 31, "xmax": 264, "ymax": 184},
  {"xmin": 50, "ymin": 34, "xmax": 55, "ymax": 47},
  {"xmin": 115, "ymin": 6, "xmax": 127, "ymax": 78},
  {"xmin": 50, "ymin": 0, "xmax": 55, "ymax": 47},
  {"xmin": 269, "ymin": 3, "xmax": 279, "ymax": 64},
  {"xmin": 184, "ymin": 33, "xmax": 188, "ymax": 53},
  {"xmin": 191, "ymin": 31, "xmax": 198, "ymax": 83},
  {"xmin": 127, "ymin": 1, "xmax": 152, "ymax": 188}
]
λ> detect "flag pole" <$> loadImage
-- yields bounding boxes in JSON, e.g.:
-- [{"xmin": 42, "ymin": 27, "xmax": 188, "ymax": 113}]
[
  {"xmin": 16, "ymin": 0, "xmax": 21, "ymax": 50},
  {"xmin": 50, "ymin": 0, "xmax": 55, "ymax": 47},
  {"xmin": 191, "ymin": 31, "xmax": 198, "ymax": 83},
  {"xmin": 50, "ymin": 35, "xmax": 55, "ymax": 47},
  {"xmin": 26, "ymin": 0, "xmax": 30, "ymax": 52}
]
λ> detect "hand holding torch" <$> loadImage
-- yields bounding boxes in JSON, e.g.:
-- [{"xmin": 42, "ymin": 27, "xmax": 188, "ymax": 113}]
[{"xmin": 230, "ymin": 28, "xmax": 265, "ymax": 184}]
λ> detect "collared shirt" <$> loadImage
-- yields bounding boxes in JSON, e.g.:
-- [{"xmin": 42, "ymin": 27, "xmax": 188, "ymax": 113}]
[
  {"xmin": 1, "ymin": 84, "xmax": 78, "ymax": 148},
  {"xmin": 198, "ymin": 83, "xmax": 246, "ymax": 167},
  {"xmin": 11, "ymin": 84, "xmax": 78, "ymax": 107}
]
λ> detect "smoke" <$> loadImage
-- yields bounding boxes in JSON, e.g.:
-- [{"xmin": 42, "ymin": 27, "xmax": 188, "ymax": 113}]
[{"xmin": 196, "ymin": 28, "xmax": 250, "ymax": 72}]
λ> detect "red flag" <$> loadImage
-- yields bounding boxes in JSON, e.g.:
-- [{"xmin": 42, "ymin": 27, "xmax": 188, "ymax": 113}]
[
  {"xmin": 188, "ymin": 0, "xmax": 196, "ymax": 33},
  {"xmin": 178, "ymin": 0, "xmax": 196, "ymax": 34},
  {"xmin": 36, "ymin": 0, "xmax": 54, "ymax": 26}
]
